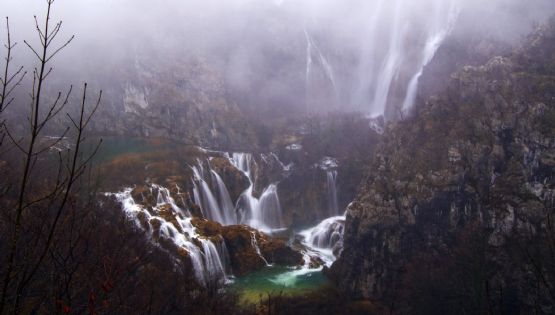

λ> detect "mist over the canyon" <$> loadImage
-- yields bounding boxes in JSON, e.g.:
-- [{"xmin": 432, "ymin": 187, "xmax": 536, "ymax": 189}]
[{"xmin": 1, "ymin": 0, "xmax": 554, "ymax": 118}]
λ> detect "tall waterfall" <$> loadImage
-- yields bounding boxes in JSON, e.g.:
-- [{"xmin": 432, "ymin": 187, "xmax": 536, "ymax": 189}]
[
  {"xmin": 301, "ymin": 0, "xmax": 460, "ymax": 117},
  {"xmin": 401, "ymin": 0, "xmax": 460, "ymax": 113},
  {"xmin": 370, "ymin": 0, "xmax": 405, "ymax": 117},
  {"xmin": 304, "ymin": 27, "xmax": 339, "ymax": 114}
]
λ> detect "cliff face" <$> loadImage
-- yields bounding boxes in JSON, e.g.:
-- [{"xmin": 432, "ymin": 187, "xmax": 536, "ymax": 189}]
[
  {"xmin": 87, "ymin": 55, "xmax": 261, "ymax": 151},
  {"xmin": 331, "ymin": 20, "xmax": 555, "ymax": 312}
]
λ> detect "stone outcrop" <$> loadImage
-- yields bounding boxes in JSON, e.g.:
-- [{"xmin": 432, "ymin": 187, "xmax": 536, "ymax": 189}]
[
  {"xmin": 191, "ymin": 219, "xmax": 303, "ymax": 276},
  {"xmin": 209, "ymin": 157, "xmax": 250, "ymax": 202},
  {"xmin": 331, "ymin": 20, "xmax": 555, "ymax": 311}
]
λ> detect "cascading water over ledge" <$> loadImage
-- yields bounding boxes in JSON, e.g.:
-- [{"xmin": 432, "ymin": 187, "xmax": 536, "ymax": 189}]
[
  {"xmin": 107, "ymin": 184, "xmax": 232, "ymax": 285},
  {"xmin": 107, "ymin": 149, "xmax": 349, "ymax": 291},
  {"xmin": 230, "ymin": 153, "xmax": 285, "ymax": 233}
]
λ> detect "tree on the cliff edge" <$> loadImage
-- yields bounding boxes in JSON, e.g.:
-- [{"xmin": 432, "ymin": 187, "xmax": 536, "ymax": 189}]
[{"xmin": 0, "ymin": 0, "xmax": 102, "ymax": 313}]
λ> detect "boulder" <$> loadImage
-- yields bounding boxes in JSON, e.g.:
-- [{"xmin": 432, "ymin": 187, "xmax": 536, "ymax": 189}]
[{"xmin": 209, "ymin": 157, "xmax": 250, "ymax": 201}]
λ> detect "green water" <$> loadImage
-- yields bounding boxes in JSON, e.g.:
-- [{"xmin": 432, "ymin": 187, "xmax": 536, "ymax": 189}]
[
  {"xmin": 86, "ymin": 137, "xmax": 163, "ymax": 163},
  {"xmin": 228, "ymin": 265, "xmax": 328, "ymax": 304}
]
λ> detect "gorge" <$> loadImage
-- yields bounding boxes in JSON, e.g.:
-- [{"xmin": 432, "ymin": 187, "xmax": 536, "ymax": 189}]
[{"xmin": 0, "ymin": 0, "xmax": 554, "ymax": 314}]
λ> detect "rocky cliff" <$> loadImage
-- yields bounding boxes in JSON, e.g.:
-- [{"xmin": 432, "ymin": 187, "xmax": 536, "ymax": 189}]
[
  {"xmin": 84, "ymin": 54, "xmax": 261, "ymax": 151},
  {"xmin": 331, "ymin": 19, "xmax": 555, "ymax": 313}
]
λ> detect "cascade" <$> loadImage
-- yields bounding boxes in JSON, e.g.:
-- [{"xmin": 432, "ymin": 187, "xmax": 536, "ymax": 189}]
[
  {"xmin": 210, "ymin": 170, "xmax": 237, "ymax": 224},
  {"xmin": 302, "ymin": 215, "xmax": 345, "ymax": 250},
  {"xmin": 255, "ymin": 184, "xmax": 283, "ymax": 230},
  {"xmin": 191, "ymin": 164, "xmax": 235, "ymax": 225},
  {"xmin": 200, "ymin": 239, "xmax": 228, "ymax": 281},
  {"xmin": 230, "ymin": 153, "xmax": 285, "ymax": 232},
  {"xmin": 299, "ymin": 215, "xmax": 346, "ymax": 267},
  {"xmin": 110, "ymin": 185, "xmax": 232, "ymax": 284},
  {"xmin": 188, "ymin": 154, "xmax": 286, "ymax": 232}
]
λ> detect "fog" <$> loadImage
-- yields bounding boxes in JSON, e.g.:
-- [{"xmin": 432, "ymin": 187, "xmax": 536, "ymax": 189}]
[{"xmin": 1, "ymin": 0, "xmax": 554, "ymax": 118}]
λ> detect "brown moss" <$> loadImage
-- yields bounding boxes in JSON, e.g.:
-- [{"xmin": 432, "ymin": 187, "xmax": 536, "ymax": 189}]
[
  {"xmin": 132, "ymin": 185, "xmax": 156, "ymax": 208},
  {"xmin": 190, "ymin": 218, "xmax": 223, "ymax": 237},
  {"xmin": 157, "ymin": 204, "xmax": 183, "ymax": 233},
  {"xmin": 209, "ymin": 157, "xmax": 250, "ymax": 201},
  {"xmin": 136, "ymin": 211, "xmax": 150, "ymax": 231},
  {"xmin": 221, "ymin": 225, "xmax": 266, "ymax": 276},
  {"xmin": 262, "ymin": 240, "xmax": 304, "ymax": 266},
  {"xmin": 149, "ymin": 218, "xmax": 162, "ymax": 241}
]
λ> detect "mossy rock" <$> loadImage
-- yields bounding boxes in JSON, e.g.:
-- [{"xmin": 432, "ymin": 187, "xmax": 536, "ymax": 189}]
[
  {"xmin": 258, "ymin": 236, "xmax": 304, "ymax": 266},
  {"xmin": 191, "ymin": 218, "xmax": 223, "ymax": 237},
  {"xmin": 221, "ymin": 225, "xmax": 267, "ymax": 276},
  {"xmin": 209, "ymin": 157, "xmax": 250, "ymax": 201},
  {"xmin": 157, "ymin": 204, "xmax": 183, "ymax": 233}
]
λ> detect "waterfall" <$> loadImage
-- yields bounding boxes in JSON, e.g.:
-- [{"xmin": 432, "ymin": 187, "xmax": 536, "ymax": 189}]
[
  {"xmin": 351, "ymin": 0, "xmax": 385, "ymax": 110},
  {"xmin": 250, "ymin": 231, "xmax": 270, "ymax": 266},
  {"xmin": 299, "ymin": 215, "xmax": 346, "ymax": 267},
  {"xmin": 255, "ymin": 184, "xmax": 283, "ymax": 230},
  {"xmin": 401, "ymin": 0, "xmax": 460, "ymax": 112},
  {"xmin": 304, "ymin": 27, "xmax": 339, "ymax": 113},
  {"xmin": 210, "ymin": 170, "xmax": 237, "ymax": 224},
  {"xmin": 200, "ymin": 180, "xmax": 225, "ymax": 223},
  {"xmin": 230, "ymin": 153, "xmax": 285, "ymax": 232},
  {"xmin": 109, "ymin": 185, "xmax": 232, "ymax": 284},
  {"xmin": 188, "ymin": 154, "xmax": 286, "ymax": 232},
  {"xmin": 302, "ymin": 215, "xmax": 345, "ymax": 250},
  {"xmin": 215, "ymin": 235, "xmax": 233, "ymax": 276},
  {"xmin": 231, "ymin": 152, "xmax": 254, "ymax": 177},
  {"xmin": 326, "ymin": 170, "xmax": 339, "ymax": 216},
  {"xmin": 304, "ymin": 28, "xmax": 313, "ymax": 114},
  {"xmin": 200, "ymin": 239, "xmax": 228, "ymax": 281},
  {"xmin": 370, "ymin": 0, "xmax": 405, "ymax": 118},
  {"xmin": 191, "ymin": 164, "xmax": 235, "ymax": 226},
  {"xmin": 302, "ymin": 0, "xmax": 462, "ymax": 117}
]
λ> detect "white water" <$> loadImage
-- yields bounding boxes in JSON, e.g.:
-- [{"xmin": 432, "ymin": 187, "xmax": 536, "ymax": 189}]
[
  {"xmin": 401, "ymin": 0, "xmax": 461, "ymax": 113},
  {"xmin": 302, "ymin": 0, "xmax": 461, "ymax": 117},
  {"xmin": 326, "ymin": 170, "xmax": 339, "ymax": 216},
  {"xmin": 191, "ymin": 163, "xmax": 236, "ymax": 225},
  {"xmin": 304, "ymin": 28, "xmax": 313, "ymax": 114},
  {"xmin": 269, "ymin": 215, "xmax": 346, "ymax": 287},
  {"xmin": 301, "ymin": 215, "xmax": 345, "ymax": 254},
  {"xmin": 351, "ymin": 0, "xmax": 385, "ymax": 110},
  {"xmin": 250, "ymin": 231, "xmax": 270, "ymax": 266},
  {"xmin": 110, "ymin": 151, "xmax": 347, "ymax": 287},
  {"xmin": 304, "ymin": 27, "xmax": 339, "ymax": 114},
  {"xmin": 230, "ymin": 153, "xmax": 285, "ymax": 232},
  {"xmin": 210, "ymin": 170, "xmax": 237, "ymax": 224},
  {"xmin": 110, "ymin": 185, "xmax": 231, "ymax": 284},
  {"xmin": 370, "ymin": 0, "xmax": 405, "ymax": 117}
]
